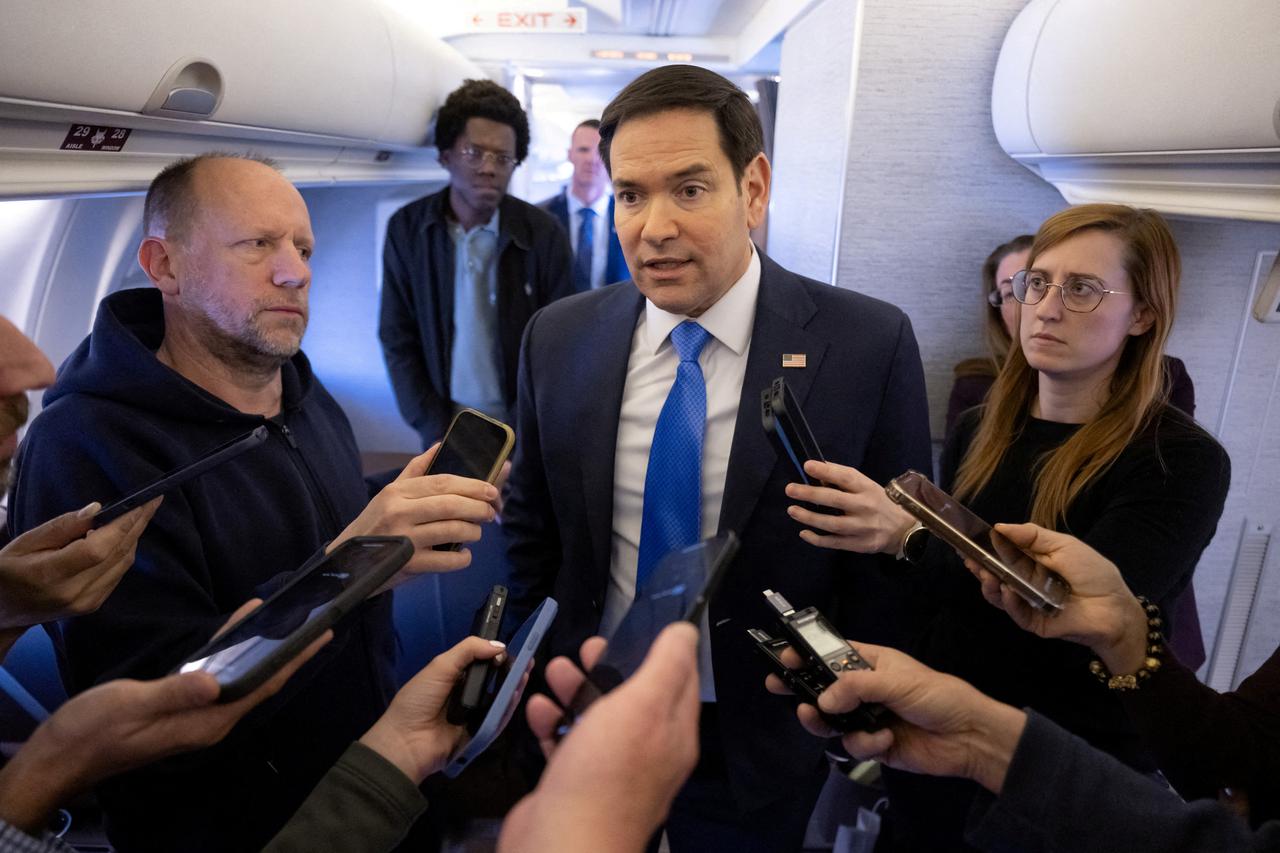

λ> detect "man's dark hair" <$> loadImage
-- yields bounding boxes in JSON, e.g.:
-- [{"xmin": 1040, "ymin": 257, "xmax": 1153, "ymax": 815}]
[
  {"xmin": 575, "ymin": 118, "xmax": 601, "ymax": 132},
  {"xmin": 598, "ymin": 65, "xmax": 764, "ymax": 182},
  {"xmin": 435, "ymin": 79, "xmax": 530, "ymax": 164},
  {"xmin": 143, "ymin": 152, "xmax": 279, "ymax": 242}
]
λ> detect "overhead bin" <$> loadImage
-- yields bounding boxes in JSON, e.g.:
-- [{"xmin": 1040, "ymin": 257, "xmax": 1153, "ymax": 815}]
[
  {"xmin": 992, "ymin": 0, "xmax": 1280, "ymax": 223},
  {"xmin": 0, "ymin": 0, "xmax": 483, "ymax": 197}
]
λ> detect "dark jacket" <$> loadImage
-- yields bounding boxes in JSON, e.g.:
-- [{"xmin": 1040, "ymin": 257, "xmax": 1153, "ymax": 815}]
[
  {"xmin": 969, "ymin": 711, "xmax": 1280, "ymax": 853},
  {"xmin": 379, "ymin": 188, "xmax": 573, "ymax": 446},
  {"xmin": 503, "ymin": 251, "xmax": 932, "ymax": 815},
  {"xmin": 7, "ymin": 288, "xmax": 398, "ymax": 853},
  {"xmin": 537, "ymin": 188, "xmax": 630, "ymax": 289}
]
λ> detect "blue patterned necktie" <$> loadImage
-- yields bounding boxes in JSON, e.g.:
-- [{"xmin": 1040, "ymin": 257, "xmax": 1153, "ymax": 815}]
[
  {"xmin": 636, "ymin": 321, "xmax": 712, "ymax": 590},
  {"xmin": 573, "ymin": 206, "xmax": 596, "ymax": 292}
]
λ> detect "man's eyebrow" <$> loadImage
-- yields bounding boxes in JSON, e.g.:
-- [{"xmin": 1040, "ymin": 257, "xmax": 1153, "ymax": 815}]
[{"xmin": 613, "ymin": 163, "xmax": 717, "ymax": 192}]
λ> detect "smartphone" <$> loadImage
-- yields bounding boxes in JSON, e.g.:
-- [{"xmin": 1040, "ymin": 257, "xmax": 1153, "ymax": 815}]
[
  {"xmin": 555, "ymin": 532, "xmax": 740, "ymax": 737},
  {"xmin": 753, "ymin": 590, "xmax": 889, "ymax": 733},
  {"xmin": 443, "ymin": 597, "xmax": 557, "ymax": 778},
  {"xmin": 761, "ymin": 377, "xmax": 825, "ymax": 485},
  {"xmin": 748, "ymin": 626, "xmax": 888, "ymax": 733},
  {"xmin": 177, "ymin": 536, "xmax": 413, "ymax": 701},
  {"xmin": 424, "ymin": 409, "xmax": 515, "ymax": 550},
  {"xmin": 447, "ymin": 584, "xmax": 509, "ymax": 730},
  {"xmin": 92, "ymin": 426, "xmax": 269, "ymax": 527},
  {"xmin": 425, "ymin": 408, "xmax": 515, "ymax": 483},
  {"xmin": 885, "ymin": 470, "xmax": 1070, "ymax": 612}
]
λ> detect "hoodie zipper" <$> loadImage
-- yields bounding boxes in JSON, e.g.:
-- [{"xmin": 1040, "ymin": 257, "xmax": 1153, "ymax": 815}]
[{"xmin": 269, "ymin": 419, "xmax": 344, "ymax": 539}]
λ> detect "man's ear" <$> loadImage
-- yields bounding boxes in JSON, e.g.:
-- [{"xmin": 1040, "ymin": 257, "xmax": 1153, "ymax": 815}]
[
  {"xmin": 743, "ymin": 153, "xmax": 771, "ymax": 231},
  {"xmin": 138, "ymin": 237, "xmax": 179, "ymax": 294}
]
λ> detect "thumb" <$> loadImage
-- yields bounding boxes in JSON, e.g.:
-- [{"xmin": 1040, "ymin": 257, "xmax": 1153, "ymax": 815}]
[
  {"xmin": 7, "ymin": 503, "xmax": 99, "ymax": 553},
  {"xmin": 133, "ymin": 672, "xmax": 222, "ymax": 716},
  {"xmin": 993, "ymin": 522, "xmax": 1067, "ymax": 556},
  {"xmin": 396, "ymin": 445, "xmax": 438, "ymax": 481}
]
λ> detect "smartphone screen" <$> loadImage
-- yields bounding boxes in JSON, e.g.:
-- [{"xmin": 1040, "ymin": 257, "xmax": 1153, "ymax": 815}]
[
  {"xmin": 178, "ymin": 537, "xmax": 412, "ymax": 697},
  {"xmin": 427, "ymin": 409, "xmax": 514, "ymax": 483},
  {"xmin": 556, "ymin": 532, "xmax": 739, "ymax": 734},
  {"xmin": 887, "ymin": 470, "xmax": 1070, "ymax": 610},
  {"xmin": 92, "ymin": 425, "xmax": 269, "ymax": 527}
]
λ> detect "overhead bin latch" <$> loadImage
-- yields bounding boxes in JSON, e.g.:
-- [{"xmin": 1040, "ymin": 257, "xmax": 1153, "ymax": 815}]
[{"xmin": 142, "ymin": 58, "xmax": 223, "ymax": 119}]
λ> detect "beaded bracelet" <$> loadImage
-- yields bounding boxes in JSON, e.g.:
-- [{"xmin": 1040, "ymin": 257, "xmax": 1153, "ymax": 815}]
[{"xmin": 1088, "ymin": 596, "xmax": 1165, "ymax": 691}]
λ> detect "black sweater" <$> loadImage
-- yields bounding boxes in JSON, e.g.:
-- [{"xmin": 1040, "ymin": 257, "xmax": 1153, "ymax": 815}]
[{"xmin": 7, "ymin": 289, "xmax": 398, "ymax": 853}]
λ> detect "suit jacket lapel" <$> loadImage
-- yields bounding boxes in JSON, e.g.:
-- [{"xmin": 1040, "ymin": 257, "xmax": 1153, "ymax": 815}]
[
  {"xmin": 576, "ymin": 285, "xmax": 644, "ymax": 584},
  {"xmin": 718, "ymin": 253, "xmax": 828, "ymax": 536}
]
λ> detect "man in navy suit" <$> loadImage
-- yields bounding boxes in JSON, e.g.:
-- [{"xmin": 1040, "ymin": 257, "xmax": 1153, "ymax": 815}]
[
  {"xmin": 503, "ymin": 66, "xmax": 931, "ymax": 851},
  {"xmin": 538, "ymin": 119, "xmax": 629, "ymax": 291}
]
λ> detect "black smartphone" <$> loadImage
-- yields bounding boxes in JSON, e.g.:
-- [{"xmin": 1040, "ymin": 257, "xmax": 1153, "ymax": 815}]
[
  {"xmin": 424, "ymin": 409, "xmax": 515, "ymax": 550},
  {"xmin": 761, "ymin": 377, "xmax": 826, "ymax": 485},
  {"xmin": 753, "ymin": 590, "xmax": 889, "ymax": 733},
  {"xmin": 92, "ymin": 426, "xmax": 269, "ymax": 527},
  {"xmin": 447, "ymin": 584, "xmax": 508, "ymax": 730},
  {"xmin": 555, "ymin": 532, "xmax": 740, "ymax": 737},
  {"xmin": 885, "ymin": 470, "xmax": 1070, "ymax": 612},
  {"xmin": 176, "ymin": 536, "xmax": 413, "ymax": 701}
]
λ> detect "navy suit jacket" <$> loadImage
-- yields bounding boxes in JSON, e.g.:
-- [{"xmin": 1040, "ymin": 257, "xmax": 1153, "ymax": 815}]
[
  {"xmin": 538, "ymin": 188, "xmax": 630, "ymax": 289},
  {"xmin": 503, "ymin": 251, "xmax": 932, "ymax": 811}
]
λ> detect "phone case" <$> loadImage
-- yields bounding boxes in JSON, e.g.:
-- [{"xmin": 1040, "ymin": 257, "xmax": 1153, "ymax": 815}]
[
  {"xmin": 885, "ymin": 471, "xmax": 1068, "ymax": 611},
  {"xmin": 448, "ymin": 585, "xmax": 508, "ymax": 727},
  {"xmin": 428, "ymin": 408, "xmax": 515, "ymax": 485},
  {"xmin": 762, "ymin": 378, "xmax": 826, "ymax": 484},
  {"xmin": 180, "ymin": 536, "xmax": 413, "ymax": 702}
]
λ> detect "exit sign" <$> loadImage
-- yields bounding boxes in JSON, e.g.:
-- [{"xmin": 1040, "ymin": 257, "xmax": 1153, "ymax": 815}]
[{"xmin": 464, "ymin": 8, "xmax": 587, "ymax": 33}]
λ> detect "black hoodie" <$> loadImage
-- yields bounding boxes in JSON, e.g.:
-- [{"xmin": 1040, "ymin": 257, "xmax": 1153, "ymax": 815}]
[{"xmin": 8, "ymin": 288, "xmax": 398, "ymax": 852}]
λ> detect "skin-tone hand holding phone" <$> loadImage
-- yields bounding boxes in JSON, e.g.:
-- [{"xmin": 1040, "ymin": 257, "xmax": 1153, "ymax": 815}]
[
  {"xmin": 967, "ymin": 522, "xmax": 1154, "ymax": 678},
  {"xmin": 502, "ymin": 623, "xmax": 701, "ymax": 853},
  {"xmin": 0, "ymin": 599, "xmax": 331, "ymax": 836},
  {"xmin": 0, "ymin": 497, "xmax": 162, "ymax": 660}
]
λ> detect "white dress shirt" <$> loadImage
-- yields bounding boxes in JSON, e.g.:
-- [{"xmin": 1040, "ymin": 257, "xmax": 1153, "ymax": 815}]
[
  {"xmin": 565, "ymin": 190, "xmax": 611, "ymax": 290},
  {"xmin": 603, "ymin": 245, "xmax": 761, "ymax": 701}
]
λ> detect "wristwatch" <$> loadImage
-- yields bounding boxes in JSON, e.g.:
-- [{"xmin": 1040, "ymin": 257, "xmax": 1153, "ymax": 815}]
[{"xmin": 895, "ymin": 522, "xmax": 929, "ymax": 563}]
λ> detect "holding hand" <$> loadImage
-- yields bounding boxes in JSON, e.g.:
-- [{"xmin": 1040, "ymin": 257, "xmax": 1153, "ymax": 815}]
[
  {"xmin": 0, "ymin": 599, "xmax": 330, "ymax": 833},
  {"xmin": 784, "ymin": 460, "xmax": 916, "ymax": 555},
  {"xmin": 499, "ymin": 623, "xmax": 701, "ymax": 853},
  {"xmin": 0, "ymin": 496, "xmax": 162, "ymax": 646},
  {"xmin": 967, "ymin": 523, "xmax": 1151, "ymax": 675},
  {"xmin": 358, "ymin": 635, "xmax": 509, "ymax": 785},
  {"xmin": 332, "ymin": 445, "xmax": 500, "ymax": 588},
  {"xmin": 782, "ymin": 642, "xmax": 1027, "ymax": 795}
]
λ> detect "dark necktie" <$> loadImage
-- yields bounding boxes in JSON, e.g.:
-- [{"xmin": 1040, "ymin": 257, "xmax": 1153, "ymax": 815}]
[
  {"xmin": 636, "ymin": 321, "xmax": 712, "ymax": 589},
  {"xmin": 574, "ymin": 206, "xmax": 596, "ymax": 292}
]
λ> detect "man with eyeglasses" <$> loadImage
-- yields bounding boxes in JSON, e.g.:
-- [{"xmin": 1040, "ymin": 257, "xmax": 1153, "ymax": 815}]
[{"xmin": 380, "ymin": 79, "xmax": 573, "ymax": 447}]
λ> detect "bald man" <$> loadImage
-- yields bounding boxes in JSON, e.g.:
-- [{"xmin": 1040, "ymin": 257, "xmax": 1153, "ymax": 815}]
[{"xmin": 7, "ymin": 154, "xmax": 497, "ymax": 852}]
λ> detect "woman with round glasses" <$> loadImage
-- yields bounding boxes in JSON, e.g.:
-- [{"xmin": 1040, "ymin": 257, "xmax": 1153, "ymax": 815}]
[{"xmin": 785, "ymin": 203, "xmax": 1231, "ymax": 852}]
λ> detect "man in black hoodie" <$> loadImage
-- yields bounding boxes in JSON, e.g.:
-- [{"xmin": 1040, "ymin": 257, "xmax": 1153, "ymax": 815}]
[{"xmin": 6, "ymin": 153, "xmax": 498, "ymax": 852}]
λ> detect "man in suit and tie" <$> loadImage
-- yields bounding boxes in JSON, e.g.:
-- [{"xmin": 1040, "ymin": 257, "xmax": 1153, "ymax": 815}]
[
  {"xmin": 538, "ymin": 119, "xmax": 629, "ymax": 292},
  {"xmin": 503, "ymin": 65, "xmax": 932, "ymax": 850}
]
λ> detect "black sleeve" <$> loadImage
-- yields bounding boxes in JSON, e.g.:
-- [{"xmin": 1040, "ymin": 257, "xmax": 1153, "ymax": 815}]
[
  {"xmin": 967, "ymin": 711, "xmax": 1279, "ymax": 853},
  {"xmin": 538, "ymin": 220, "xmax": 575, "ymax": 305},
  {"xmin": 1076, "ymin": 419, "xmax": 1230, "ymax": 603},
  {"xmin": 1121, "ymin": 645, "xmax": 1280, "ymax": 815},
  {"xmin": 378, "ymin": 212, "xmax": 450, "ymax": 446},
  {"xmin": 500, "ymin": 310, "xmax": 562, "ymax": 622}
]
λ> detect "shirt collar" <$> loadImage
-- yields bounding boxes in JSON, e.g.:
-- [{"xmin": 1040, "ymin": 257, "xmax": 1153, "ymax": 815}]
[
  {"xmin": 567, "ymin": 189, "xmax": 610, "ymax": 220},
  {"xmin": 449, "ymin": 208, "xmax": 499, "ymax": 239},
  {"xmin": 642, "ymin": 243, "xmax": 760, "ymax": 357}
]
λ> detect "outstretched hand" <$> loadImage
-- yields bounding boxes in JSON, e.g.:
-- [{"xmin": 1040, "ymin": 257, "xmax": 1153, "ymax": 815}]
[{"xmin": 966, "ymin": 522, "xmax": 1150, "ymax": 673}]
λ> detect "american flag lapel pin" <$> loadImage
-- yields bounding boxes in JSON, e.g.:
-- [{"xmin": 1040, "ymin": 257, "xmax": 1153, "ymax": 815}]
[{"xmin": 782, "ymin": 353, "xmax": 807, "ymax": 368}]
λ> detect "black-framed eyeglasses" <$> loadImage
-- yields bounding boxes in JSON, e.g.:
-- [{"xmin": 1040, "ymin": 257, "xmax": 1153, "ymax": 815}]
[
  {"xmin": 458, "ymin": 145, "xmax": 517, "ymax": 170},
  {"xmin": 1011, "ymin": 269, "xmax": 1131, "ymax": 313},
  {"xmin": 987, "ymin": 277, "xmax": 1016, "ymax": 308}
]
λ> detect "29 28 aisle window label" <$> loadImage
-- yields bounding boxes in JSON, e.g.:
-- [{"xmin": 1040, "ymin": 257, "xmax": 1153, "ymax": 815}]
[{"xmin": 60, "ymin": 124, "xmax": 132, "ymax": 152}]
